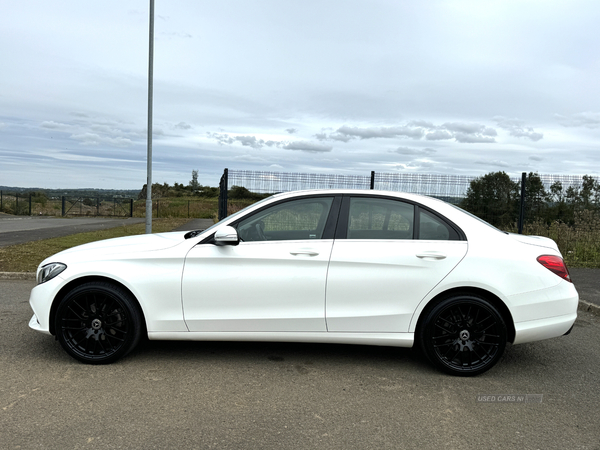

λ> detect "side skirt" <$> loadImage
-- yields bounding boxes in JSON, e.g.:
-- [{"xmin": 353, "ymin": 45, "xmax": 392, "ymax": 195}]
[{"xmin": 148, "ymin": 331, "xmax": 414, "ymax": 348}]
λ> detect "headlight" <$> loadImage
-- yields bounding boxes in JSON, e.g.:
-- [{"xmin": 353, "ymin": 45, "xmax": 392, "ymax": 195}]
[{"xmin": 37, "ymin": 263, "xmax": 67, "ymax": 284}]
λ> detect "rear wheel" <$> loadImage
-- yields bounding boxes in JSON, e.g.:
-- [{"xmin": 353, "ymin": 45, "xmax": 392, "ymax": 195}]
[
  {"xmin": 55, "ymin": 282, "xmax": 142, "ymax": 364},
  {"xmin": 419, "ymin": 295, "xmax": 507, "ymax": 376}
]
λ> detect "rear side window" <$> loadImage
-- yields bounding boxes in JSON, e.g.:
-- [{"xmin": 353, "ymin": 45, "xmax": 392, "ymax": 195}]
[
  {"xmin": 341, "ymin": 196, "xmax": 463, "ymax": 241},
  {"xmin": 347, "ymin": 198, "xmax": 414, "ymax": 239},
  {"xmin": 419, "ymin": 209, "xmax": 458, "ymax": 240}
]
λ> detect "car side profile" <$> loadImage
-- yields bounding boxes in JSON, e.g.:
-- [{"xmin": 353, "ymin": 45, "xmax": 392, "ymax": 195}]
[{"xmin": 29, "ymin": 190, "xmax": 578, "ymax": 375}]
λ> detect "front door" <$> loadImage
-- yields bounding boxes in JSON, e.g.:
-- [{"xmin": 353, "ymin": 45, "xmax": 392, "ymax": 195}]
[{"xmin": 182, "ymin": 196, "xmax": 336, "ymax": 332}]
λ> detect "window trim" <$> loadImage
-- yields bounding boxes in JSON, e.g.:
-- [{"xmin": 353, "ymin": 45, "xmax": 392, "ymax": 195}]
[
  {"xmin": 202, "ymin": 194, "xmax": 343, "ymax": 244},
  {"xmin": 335, "ymin": 194, "xmax": 466, "ymax": 241}
]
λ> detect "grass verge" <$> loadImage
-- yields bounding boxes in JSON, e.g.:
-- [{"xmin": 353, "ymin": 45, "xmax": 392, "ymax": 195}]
[{"xmin": 0, "ymin": 218, "xmax": 192, "ymax": 273}]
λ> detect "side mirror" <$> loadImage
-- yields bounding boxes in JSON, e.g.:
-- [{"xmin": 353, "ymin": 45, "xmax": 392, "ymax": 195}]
[{"xmin": 214, "ymin": 226, "xmax": 239, "ymax": 246}]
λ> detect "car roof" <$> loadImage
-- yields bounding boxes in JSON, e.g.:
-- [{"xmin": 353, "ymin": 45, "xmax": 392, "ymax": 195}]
[{"xmin": 270, "ymin": 189, "xmax": 452, "ymax": 208}]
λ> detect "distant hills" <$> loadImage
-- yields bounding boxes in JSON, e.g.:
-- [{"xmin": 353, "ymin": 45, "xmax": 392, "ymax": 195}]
[{"xmin": 0, "ymin": 186, "xmax": 141, "ymax": 199}]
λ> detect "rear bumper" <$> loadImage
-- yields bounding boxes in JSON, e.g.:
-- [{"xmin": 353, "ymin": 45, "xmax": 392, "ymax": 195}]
[{"xmin": 513, "ymin": 312, "xmax": 577, "ymax": 345}]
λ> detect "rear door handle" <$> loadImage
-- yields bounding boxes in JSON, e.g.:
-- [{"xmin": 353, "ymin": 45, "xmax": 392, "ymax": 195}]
[
  {"xmin": 290, "ymin": 249, "xmax": 319, "ymax": 256},
  {"xmin": 416, "ymin": 252, "xmax": 447, "ymax": 260}
]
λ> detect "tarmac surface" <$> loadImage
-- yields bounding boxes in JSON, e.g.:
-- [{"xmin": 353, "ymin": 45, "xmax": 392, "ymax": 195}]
[
  {"xmin": 2, "ymin": 279, "xmax": 600, "ymax": 449},
  {"xmin": 0, "ymin": 214, "xmax": 146, "ymax": 247}
]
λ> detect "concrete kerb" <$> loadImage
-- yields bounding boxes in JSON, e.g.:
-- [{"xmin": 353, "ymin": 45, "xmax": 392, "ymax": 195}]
[
  {"xmin": 578, "ymin": 300, "xmax": 600, "ymax": 317},
  {"xmin": 1, "ymin": 271, "xmax": 598, "ymax": 317}
]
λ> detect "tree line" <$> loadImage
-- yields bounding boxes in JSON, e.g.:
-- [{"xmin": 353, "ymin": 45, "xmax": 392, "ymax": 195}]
[
  {"xmin": 461, "ymin": 171, "xmax": 600, "ymax": 227},
  {"xmin": 138, "ymin": 170, "xmax": 268, "ymax": 201}
]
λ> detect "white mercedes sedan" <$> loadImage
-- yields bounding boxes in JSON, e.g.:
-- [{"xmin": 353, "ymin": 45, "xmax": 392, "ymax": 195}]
[{"xmin": 29, "ymin": 190, "xmax": 578, "ymax": 375}]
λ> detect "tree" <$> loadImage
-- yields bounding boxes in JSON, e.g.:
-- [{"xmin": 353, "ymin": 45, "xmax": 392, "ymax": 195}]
[
  {"xmin": 524, "ymin": 172, "xmax": 548, "ymax": 220},
  {"xmin": 580, "ymin": 175, "xmax": 600, "ymax": 209},
  {"xmin": 138, "ymin": 183, "xmax": 171, "ymax": 200},
  {"xmin": 462, "ymin": 171, "xmax": 520, "ymax": 227},
  {"xmin": 189, "ymin": 170, "xmax": 200, "ymax": 194}
]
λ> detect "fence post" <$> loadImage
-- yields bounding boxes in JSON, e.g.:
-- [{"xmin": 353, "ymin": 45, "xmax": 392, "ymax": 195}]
[
  {"xmin": 97, "ymin": 197, "xmax": 100, "ymax": 216},
  {"xmin": 370, "ymin": 171, "xmax": 375, "ymax": 189},
  {"xmin": 518, "ymin": 172, "xmax": 526, "ymax": 234},
  {"xmin": 130, "ymin": 199, "xmax": 133, "ymax": 217},
  {"xmin": 16, "ymin": 194, "xmax": 19, "ymax": 215},
  {"xmin": 218, "ymin": 168, "xmax": 229, "ymax": 220},
  {"xmin": 29, "ymin": 194, "xmax": 32, "ymax": 216},
  {"xmin": 62, "ymin": 196, "xmax": 66, "ymax": 216}
]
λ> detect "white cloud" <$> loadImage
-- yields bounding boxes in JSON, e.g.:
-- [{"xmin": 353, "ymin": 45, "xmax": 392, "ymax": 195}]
[
  {"xmin": 335, "ymin": 125, "xmax": 424, "ymax": 140},
  {"xmin": 475, "ymin": 159, "xmax": 510, "ymax": 168},
  {"xmin": 454, "ymin": 133, "xmax": 496, "ymax": 144},
  {"xmin": 235, "ymin": 135, "xmax": 263, "ymax": 149},
  {"xmin": 555, "ymin": 112, "xmax": 600, "ymax": 128},
  {"xmin": 70, "ymin": 133, "xmax": 134, "ymax": 147},
  {"xmin": 175, "ymin": 122, "xmax": 192, "ymax": 130},
  {"xmin": 41, "ymin": 121, "xmax": 70, "ymax": 130},
  {"xmin": 493, "ymin": 117, "xmax": 543, "ymax": 141},
  {"xmin": 394, "ymin": 146, "xmax": 436, "ymax": 155},
  {"xmin": 283, "ymin": 141, "xmax": 332, "ymax": 153},
  {"xmin": 426, "ymin": 130, "xmax": 453, "ymax": 141}
]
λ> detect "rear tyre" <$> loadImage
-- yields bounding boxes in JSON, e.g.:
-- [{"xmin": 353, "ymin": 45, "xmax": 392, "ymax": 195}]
[
  {"xmin": 55, "ymin": 282, "xmax": 142, "ymax": 364},
  {"xmin": 419, "ymin": 295, "xmax": 507, "ymax": 376}
]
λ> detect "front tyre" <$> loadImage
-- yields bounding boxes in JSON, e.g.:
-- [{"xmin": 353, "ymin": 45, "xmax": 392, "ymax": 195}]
[
  {"xmin": 55, "ymin": 282, "xmax": 142, "ymax": 364},
  {"xmin": 419, "ymin": 295, "xmax": 507, "ymax": 376}
]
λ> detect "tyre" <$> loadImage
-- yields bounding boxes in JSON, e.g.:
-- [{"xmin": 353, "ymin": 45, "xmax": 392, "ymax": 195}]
[
  {"xmin": 419, "ymin": 294, "xmax": 507, "ymax": 376},
  {"xmin": 55, "ymin": 282, "xmax": 143, "ymax": 364}
]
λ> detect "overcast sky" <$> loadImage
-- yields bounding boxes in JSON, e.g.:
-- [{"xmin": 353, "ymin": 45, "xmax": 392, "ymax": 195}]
[{"xmin": 1, "ymin": 0, "xmax": 599, "ymax": 189}]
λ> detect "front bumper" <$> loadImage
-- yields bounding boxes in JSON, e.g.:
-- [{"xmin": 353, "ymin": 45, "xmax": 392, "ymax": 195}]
[{"xmin": 29, "ymin": 314, "xmax": 52, "ymax": 335}]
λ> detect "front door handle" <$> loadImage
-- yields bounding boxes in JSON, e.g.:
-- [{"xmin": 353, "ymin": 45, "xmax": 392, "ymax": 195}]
[{"xmin": 416, "ymin": 252, "xmax": 447, "ymax": 260}]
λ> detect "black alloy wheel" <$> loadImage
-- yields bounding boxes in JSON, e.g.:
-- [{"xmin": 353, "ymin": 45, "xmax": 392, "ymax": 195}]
[
  {"xmin": 55, "ymin": 282, "xmax": 142, "ymax": 364},
  {"xmin": 419, "ymin": 295, "xmax": 507, "ymax": 376}
]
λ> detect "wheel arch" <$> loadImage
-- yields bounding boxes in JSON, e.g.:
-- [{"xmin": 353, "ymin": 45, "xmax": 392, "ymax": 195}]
[
  {"xmin": 49, "ymin": 275, "xmax": 147, "ymax": 337},
  {"xmin": 414, "ymin": 287, "xmax": 516, "ymax": 344}
]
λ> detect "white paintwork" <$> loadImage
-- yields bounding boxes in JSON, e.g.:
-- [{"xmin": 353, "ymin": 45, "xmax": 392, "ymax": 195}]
[
  {"xmin": 326, "ymin": 239, "xmax": 467, "ymax": 332},
  {"xmin": 29, "ymin": 189, "xmax": 579, "ymax": 359},
  {"xmin": 182, "ymin": 239, "xmax": 333, "ymax": 332}
]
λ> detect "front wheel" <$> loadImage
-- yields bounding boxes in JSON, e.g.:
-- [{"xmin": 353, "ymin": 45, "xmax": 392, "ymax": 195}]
[
  {"xmin": 419, "ymin": 295, "xmax": 507, "ymax": 376},
  {"xmin": 55, "ymin": 282, "xmax": 143, "ymax": 364}
]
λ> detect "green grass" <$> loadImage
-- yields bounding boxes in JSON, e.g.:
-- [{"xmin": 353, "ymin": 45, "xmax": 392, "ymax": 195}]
[
  {"xmin": 519, "ymin": 210, "xmax": 600, "ymax": 268},
  {"xmin": 0, "ymin": 218, "xmax": 192, "ymax": 273}
]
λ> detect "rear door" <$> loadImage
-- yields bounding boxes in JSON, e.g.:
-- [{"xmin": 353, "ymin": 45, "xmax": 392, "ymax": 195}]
[{"xmin": 325, "ymin": 195, "xmax": 468, "ymax": 332}]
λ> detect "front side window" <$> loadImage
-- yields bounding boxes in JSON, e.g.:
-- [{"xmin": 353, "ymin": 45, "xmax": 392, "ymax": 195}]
[
  {"xmin": 236, "ymin": 197, "xmax": 334, "ymax": 242},
  {"xmin": 347, "ymin": 198, "xmax": 414, "ymax": 239}
]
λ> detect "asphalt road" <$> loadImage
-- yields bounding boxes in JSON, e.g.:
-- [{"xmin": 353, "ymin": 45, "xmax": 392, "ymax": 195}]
[
  {"xmin": 1, "ymin": 279, "xmax": 599, "ymax": 449},
  {"xmin": 0, "ymin": 215, "xmax": 145, "ymax": 247}
]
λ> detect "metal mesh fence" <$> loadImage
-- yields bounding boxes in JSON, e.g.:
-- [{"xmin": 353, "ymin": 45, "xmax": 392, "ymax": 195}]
[
  {"xmin": 228, "ymin": 170, "xmax": 371, "ymax": 193},
  {"xmin": 373, "ymin": 173, "xmax": 477, "ymax": 204},
  {"xmin": 536, "ymin": 174, "xmax": 591, "ymax": 191},
  {"xmin": 227, "ymin": 170, "xmax": 596, "ymax": 202}
]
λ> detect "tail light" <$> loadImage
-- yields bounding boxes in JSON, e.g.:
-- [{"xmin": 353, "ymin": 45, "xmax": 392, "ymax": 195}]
[{"xmin": 537, "ymin": 255, "xmax": 572, "ymax": 283}]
